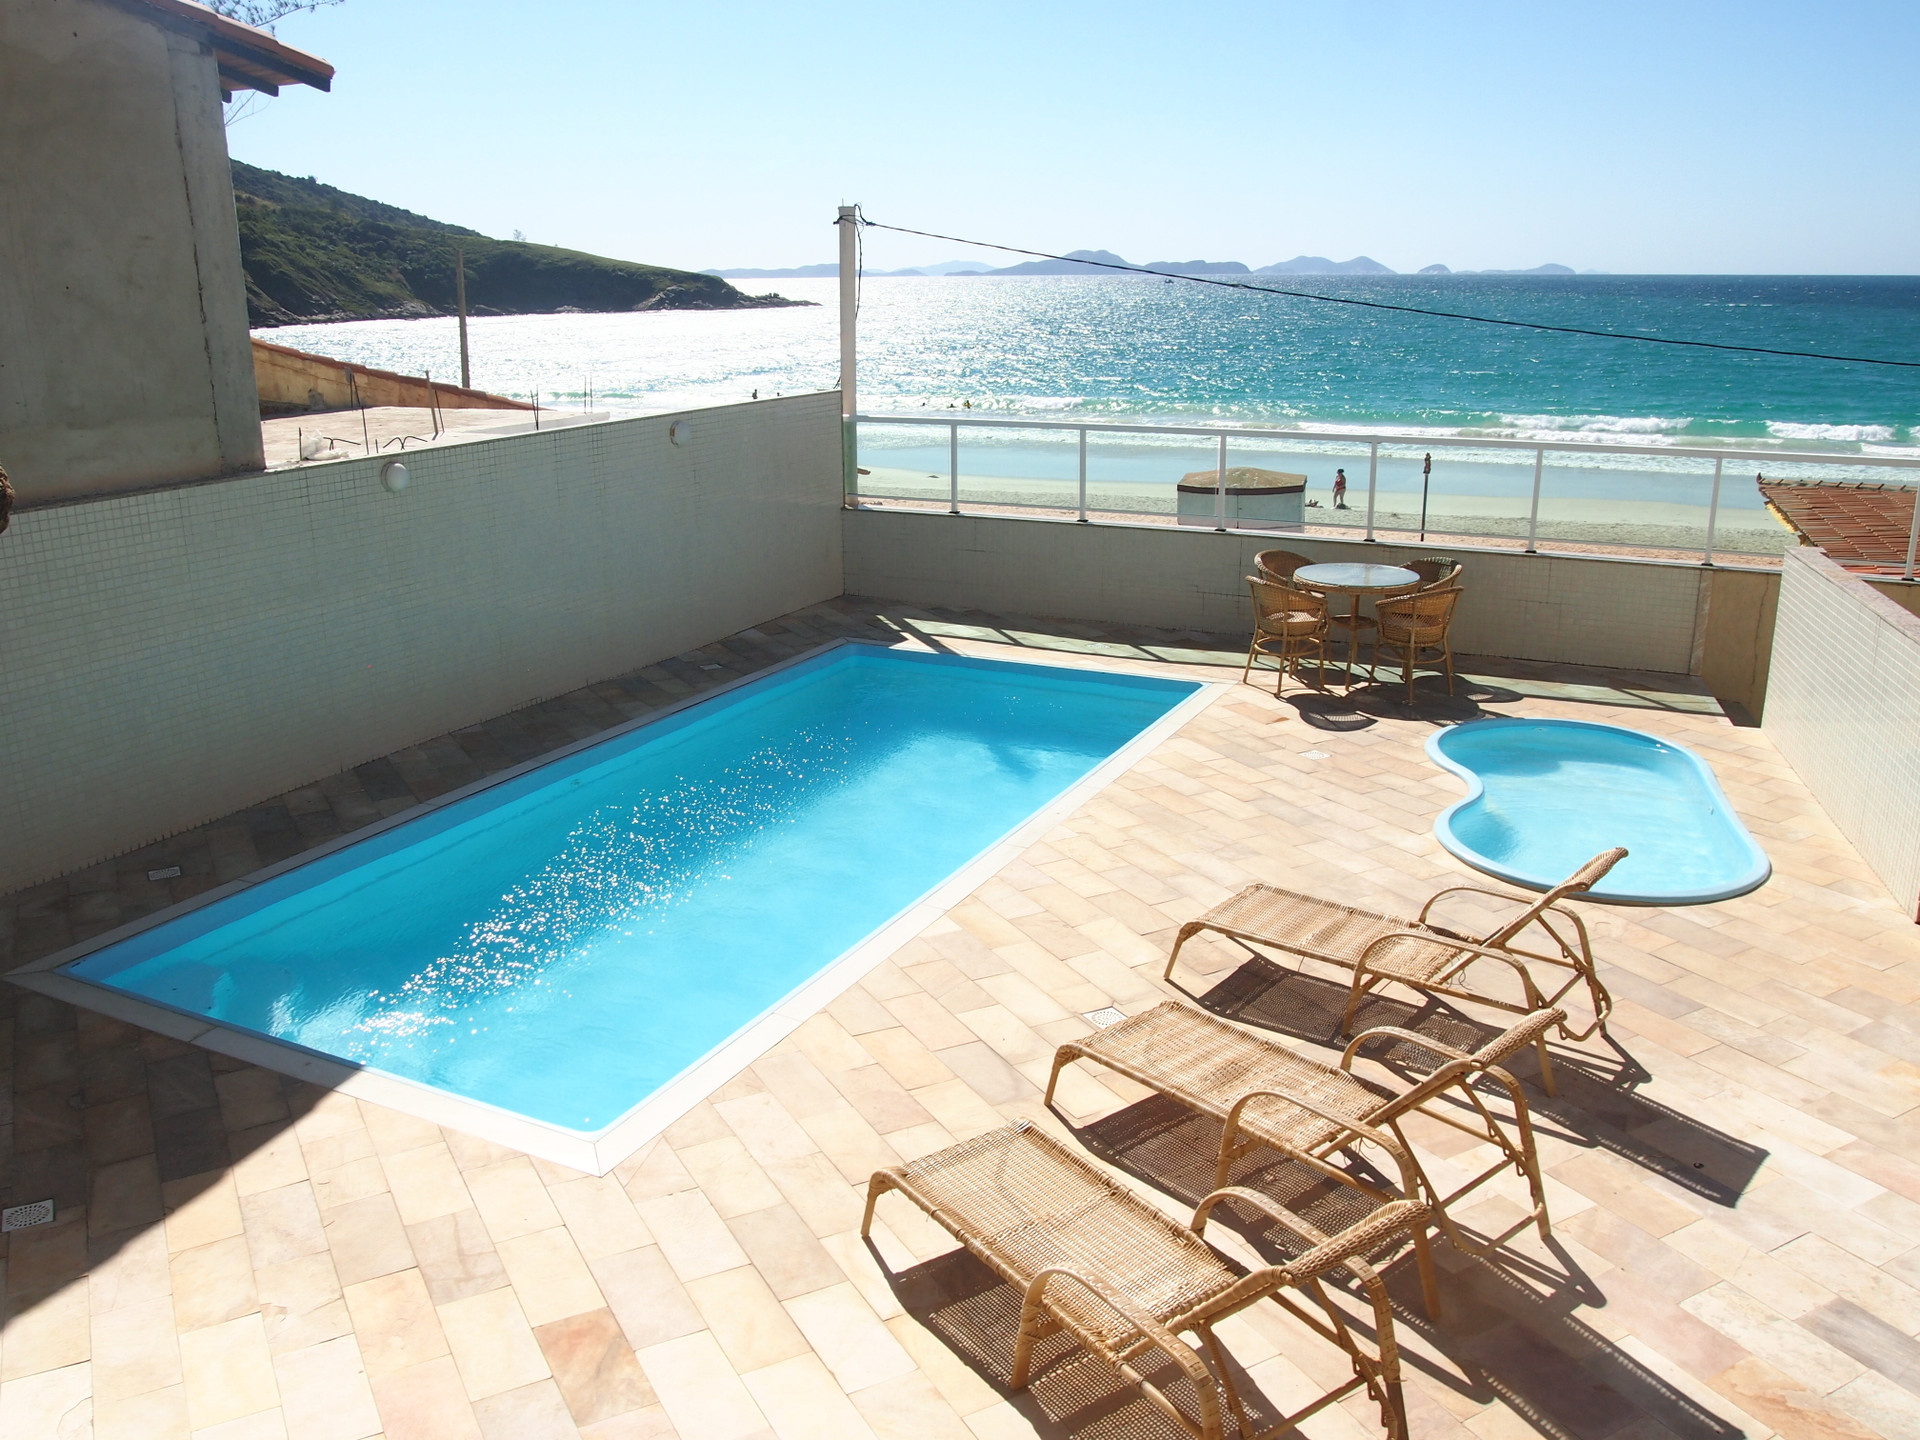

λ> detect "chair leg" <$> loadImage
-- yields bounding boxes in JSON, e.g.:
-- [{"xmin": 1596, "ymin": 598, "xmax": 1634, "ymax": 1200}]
[
  {"xmin": 1534, "ymin": 1032, "xmax": 1557, "ymax": 1097},
  {"xmin": 1411, "ymin": 1224, "xmax": 1442, "ymax": 1322},
  {"xmin": 1241, "ymin": 637, "xmax": 1258, "ymax": 685},
  {"xmin": 1164, "ymin": 920, "xmax": 1209, "ymax": 980}
]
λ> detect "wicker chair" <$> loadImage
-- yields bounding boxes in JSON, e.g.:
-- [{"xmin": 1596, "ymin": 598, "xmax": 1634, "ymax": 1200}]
[
  {"xmin": 1370, "ymin": 584, "xmax": 1462, "ymax": 704},
  {"xmin": 1252, "ymin": 548, "xmax": 1311, "ymax": 582},
  {"xmin": 1049, "ymin": 1001, "xmax": 1562, "ymax": 1262},
  {"xmin": 1406, "ymin": 557, "xmax": 1462, "ymax": 590},
  {"xmin": 1244, "ymin": 575, "xmax": 1328, "ymax": 696},
  {"xmin": 1164, "ymin": 848, "xmax": 1627, "ymax": 1043},
  {"xmin": 865, "ymin": 1119, "xmax": 1419, "ymax": 1440}
]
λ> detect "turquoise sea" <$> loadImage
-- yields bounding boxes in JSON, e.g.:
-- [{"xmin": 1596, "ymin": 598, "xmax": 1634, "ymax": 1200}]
[{"xmin": 265, "ymin": 274, "xmax": 1920, "ymax": 554}]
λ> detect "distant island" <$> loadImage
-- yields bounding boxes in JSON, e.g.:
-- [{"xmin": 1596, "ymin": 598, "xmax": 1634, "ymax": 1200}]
[
  {"xmin": 710, "ymin": 248, "xmax": 1581, "ymax": 279},
  {"xmin": 234, "ymin": 162, "xmax": 805, "ymax": 326}
]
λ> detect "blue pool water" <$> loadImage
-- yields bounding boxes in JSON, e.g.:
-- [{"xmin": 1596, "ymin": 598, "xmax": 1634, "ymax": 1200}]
[
  {"xmin": 67, "ymin": 646, "xmax": 1199, "ymax": 1130},
  {"xmin": 1427, "ymin": 718, "xmax": 1770, "ymax": 905}
]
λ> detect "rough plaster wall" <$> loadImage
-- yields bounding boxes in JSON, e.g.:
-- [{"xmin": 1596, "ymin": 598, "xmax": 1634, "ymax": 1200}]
[
  {"xmin": 0, "ymin": 397, "xmax": 843, "ymax": 893},
  {"xmin": 1764, "ymin": 548, "xmax": 1920, "ymax": 919},
  {"xmin": 0, "ymin": 0, "xmax": 260, "ymax": 501},
  {"xmin": 843, "ymin": 510, "xmax": 1708, "ymax": 673}
]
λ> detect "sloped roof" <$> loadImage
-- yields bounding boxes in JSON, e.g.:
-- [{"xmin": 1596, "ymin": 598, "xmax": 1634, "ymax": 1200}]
[
  {"xmin": 111, "ymin": 0, "xmax": 333, "ymax": 95},
  {"xmin": 1759, "ymin": 477, "xmax": 1919, "ymax": 573}
]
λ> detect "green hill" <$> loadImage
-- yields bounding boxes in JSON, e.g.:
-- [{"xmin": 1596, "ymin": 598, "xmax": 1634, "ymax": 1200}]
[{"xmin": 231, "ymin": 162, "xmax": 801, "ymax": 325}]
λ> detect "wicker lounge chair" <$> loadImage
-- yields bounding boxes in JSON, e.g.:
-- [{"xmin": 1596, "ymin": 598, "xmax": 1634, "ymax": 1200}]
[
  {"xmin": 1164, "ymin": 849, "xmax": 1626, "ymax": 1044},
  {"xmin": 864, "ymin": 1119, "xmax": 1419, "ymax": 1440},
  {"xmin": 1243, "ymin": 575, "xmax": 1329, "ymax": 696},
  {"xmin": 1406, "ymin": 557, "xmax": 1463, "ymax": 590},
  {"xmin": 1048, "ymin": 1000, "xmax": 1559, "ymax": 1261}
]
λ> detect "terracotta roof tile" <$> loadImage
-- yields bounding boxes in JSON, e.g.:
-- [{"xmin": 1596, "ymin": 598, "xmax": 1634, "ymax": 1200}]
[{"xmin": 1758, "ymin": 477, "xmax": 1920, "ymax": 573}]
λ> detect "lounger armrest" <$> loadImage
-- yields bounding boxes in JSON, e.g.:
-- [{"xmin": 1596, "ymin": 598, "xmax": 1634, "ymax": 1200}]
[
  {"xmin": 1024, "ymin": 1266, "xmax": 1211, "ymax": 1384},
  {"xmin": 1195, "ymin": 1189, "xmax": 1427, "ymax": 1282},
  {"xmin": 1222, "ymin": 1089, "xmax": 1404, "ymax": 1162},
  {"xmin": 1356, "ymin": 930, "xmax": 1547, "ymax": 1005},
  {"xmin": 1416, "ymin": 884, "xmax": 1530, "ymax": 930},
  {"xmin": 1342, "ymin": 1025, "xmax": 1473, "ymax": 1070}
]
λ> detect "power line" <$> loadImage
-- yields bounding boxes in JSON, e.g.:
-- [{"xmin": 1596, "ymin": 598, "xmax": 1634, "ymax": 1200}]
[{"xmin": 856, "ymin": 218, "xmax": 1920, "ymax": 370}]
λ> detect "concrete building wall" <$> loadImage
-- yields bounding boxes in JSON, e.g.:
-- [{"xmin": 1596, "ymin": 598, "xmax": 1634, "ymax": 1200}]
[
  {"xmin": 0, "ymin": 396, "xmax": 843, "ymax": 894},
  {"xmin": 0, "ymin": 0, "xmax": 263, "ymax": 503},
  {"xmin": 1763, "ymin": 547, "xmax": 1920, "ymax": 921},
  {"xmin": 844, "ymin": 509, "xmax": 1779, "ymax": 696}
]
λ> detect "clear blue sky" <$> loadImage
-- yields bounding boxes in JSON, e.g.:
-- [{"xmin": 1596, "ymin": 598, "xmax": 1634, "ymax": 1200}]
[{"xmin": 229, "ymin": 0, "xmax": 1920, "ymax": 275}]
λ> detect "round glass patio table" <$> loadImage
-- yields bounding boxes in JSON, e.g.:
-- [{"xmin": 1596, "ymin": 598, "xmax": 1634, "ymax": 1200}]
[{"xmin": 1291, "ymin": 562, "xmax": 1421, "ymax": 688}]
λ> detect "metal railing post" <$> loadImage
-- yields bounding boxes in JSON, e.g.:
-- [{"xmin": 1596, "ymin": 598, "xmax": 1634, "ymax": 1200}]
[
  {"xmin": 1214, "ymin": 434, "xmax": 1228, "ymax": 531},
  {"xmin": 1703, "ymin": 457, "xmax": 1724, "ymax": 566},
  {"xmin": 1905, "ymin": 482, "xmax": 1920, "ymax": 581},
  {"xmin": 1524, "ymin": 448, "xmax": 1544, "ymax": 552},
  {"xmin": 948, "ymin": 423, "xmax": 960, "ymax": 515},
  {"xmin": 1077, "ymin": 428, "xmax": 1088, "ymax": 522},
  {"xmin": 1364, "ymin": 442, "xmax": 1378, "ymax": 542},
  {"xmin": 838, "ymin": 205, "xmax": 859, "ymax": 506}
]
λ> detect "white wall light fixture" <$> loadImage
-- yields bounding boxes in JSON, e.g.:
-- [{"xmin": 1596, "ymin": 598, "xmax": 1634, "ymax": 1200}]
[
  {"xmin": 380, "ymin": 459, "xmax": 410, "ymax": 493},
  {"xmin": 668, "ymin": 419, "xmax": 693, "ymax": 447}
]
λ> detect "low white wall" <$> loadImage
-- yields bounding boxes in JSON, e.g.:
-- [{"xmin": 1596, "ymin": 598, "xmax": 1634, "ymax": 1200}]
[
  {"xmin": 845, "ymin": 509, "xmax": 1714, "ymax": 674},
  {"xmin": 1764, "ymin": 547, "xmax": 1920, "ymax": 920},
  {"xmin": 0, "ymin": 395, "xmax": 843, "ymax": 894}
]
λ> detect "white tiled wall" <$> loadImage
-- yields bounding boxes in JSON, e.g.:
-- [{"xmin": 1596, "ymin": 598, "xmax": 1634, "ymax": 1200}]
[
  {"xmin": 0, "ymin": 395, "xmax": 844, "ymax": 894},
  {"xmin": 843, "ymin": 510, "xmax": 1709, "ymax": 673},
  {"xmin": 1764, "ymin": 547, "xmax": 1920, "ymax": 919}
]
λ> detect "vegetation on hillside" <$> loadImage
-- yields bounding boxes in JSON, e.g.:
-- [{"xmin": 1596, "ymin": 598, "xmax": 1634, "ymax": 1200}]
[{"xmin": 232, "ymin": 162, "xmax": 800, "ymax": 326}]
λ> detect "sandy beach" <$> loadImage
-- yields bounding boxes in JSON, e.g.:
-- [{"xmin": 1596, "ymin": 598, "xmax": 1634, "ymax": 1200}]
[{"xmin": 857, "ymin": 465, "xmax": 1792, "ymax": 558}]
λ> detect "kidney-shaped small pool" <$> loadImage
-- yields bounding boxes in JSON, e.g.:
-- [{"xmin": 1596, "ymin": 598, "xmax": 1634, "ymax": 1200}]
[{"xmin": 1427, "ymin": 718, "xmax": 1770, "ymax": 905}]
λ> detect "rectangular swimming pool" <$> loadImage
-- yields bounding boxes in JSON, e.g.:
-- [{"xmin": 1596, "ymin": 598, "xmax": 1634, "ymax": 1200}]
[{"xmin": 54, "ymin": 645, "xmax": 1203, "ymax": 1156}]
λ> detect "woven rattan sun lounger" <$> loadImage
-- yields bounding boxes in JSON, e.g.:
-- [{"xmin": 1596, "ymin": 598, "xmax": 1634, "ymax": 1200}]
[
  {"xmin": 864, "ymin": 1120, "xmax": 1420, "ymax": 1440},
  {"xmin": 1165, "ymin": 848, "xmax": 1626, "ymax": 1045},
  {"xmin": 1048, "ymin": 1000, "xmax": 1563, "ymax": 1260}
]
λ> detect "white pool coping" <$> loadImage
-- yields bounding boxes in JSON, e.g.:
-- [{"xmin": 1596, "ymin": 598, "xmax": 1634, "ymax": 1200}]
[{"xmin": 10, "ymin": 639, "xmax": 1226, "ymax": 1175}]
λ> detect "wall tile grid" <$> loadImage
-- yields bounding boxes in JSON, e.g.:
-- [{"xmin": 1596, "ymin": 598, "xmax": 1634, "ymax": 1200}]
[
  {"xmin": 0, "ymin": 395, "xmax": 844, "ymax": 893},
  {"xmin": 1763, "ymin": 546, "xmax": 1920, "ymax": 917},
  {"xmin": 843, "ymin": 509, "xmax": 1709, "ymax": 673}
]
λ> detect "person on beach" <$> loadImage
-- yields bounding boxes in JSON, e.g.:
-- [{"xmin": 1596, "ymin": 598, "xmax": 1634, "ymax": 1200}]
[{"xmin": 1332, "ymin": 469, "xmax": 1349, "ymax": 509}]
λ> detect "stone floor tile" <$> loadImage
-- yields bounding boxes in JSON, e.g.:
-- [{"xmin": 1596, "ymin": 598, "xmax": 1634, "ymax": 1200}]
[
  {"xmin": 546, "ymin": 1177, "xmax": 653, "ymax": 1261},
  {"xmin": 180, "ymin": 1313, "xmax": 282, "ymax": 1430},
  {"xmin": 94, "ymin": 1381, "xmax": 193, "ymax": 1440},
  {"xmin": 273, "ymin": 1334, "xmax": 382, "ymax": 1440},
  {"xmin": 92, "ymin": 1294, "xmax": 183, "ymax": 1400},
  {"xmin": 635, "ymin": 1331, "xmax": 770, "ymax": 1440},
  {"xmin": 255, "ymin": 1253, "xmax": 351, "ymax": 1356},
  {"xmin": 342, "ymin": 1269, "xmax": 447, "ymax": 1378},
  {"xmin": 378, "ymin": 1145, "xmax": 473, "ymax": 1228},
  {"xmin": 462, "ymin": 1158, "xmax": 564, "ymax": 1242},
  {"xmin": 321, "ymin": 1194, "xmax": 415, "ymax": 1287},
  {"xmin": 781, "ymin": 1283, "xmax": 916, "ymax": 1394},
  {"xmin": 586, "ymin": 1247, "xmax": 704, "ymax": 1353},
  {"xmin": 533, "ymin": 1309, "xmax": 655, "ymax": 1427},
  {"xmin": 437, "ymin": 1288, "xmax": 550, "ymax": 1402},
  {"xmin": 685, "ymin": 1266, "xmax": 811, "ymax": 1372},
  {"xmin": 472, "ymin": 1378, "xmax": 580, "ymax": 1440},
  {"xmin": 632, "ymin": 1189, "xmax": 751, "ymax": 1282},
  {"xmin": 367, "ymin": 1355, "xmax": 484, "ymax": 1440},
  {"xmin": 0, "ymin": 1361, "xmax": 94, "ymax": 1439},
  {"xmin": 495, "ymin": 1228, "xmax": 606, "ymax": 1327},
  {"xmin": 740, "ymin": 1352, "xmax": 880, "ymax": 1440}
]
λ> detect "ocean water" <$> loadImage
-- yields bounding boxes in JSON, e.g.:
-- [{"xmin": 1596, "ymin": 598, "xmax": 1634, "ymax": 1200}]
[
  {"xmin": 264, "ymin": 273, "xmax": 1920, "ymax": 444},
  {"xmin": 65, "ymin": 647, "xmax": 1197, "ymax": 1131},
  {"xmin": 263, "ymin": 274, "xmax": 1920, "ymax": 553}
]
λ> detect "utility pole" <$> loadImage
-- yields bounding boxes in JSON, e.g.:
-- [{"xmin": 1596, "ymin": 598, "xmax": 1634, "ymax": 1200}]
[
  {"xmin": 838, "ymin": 205, "xmax": 858, "ymax": 506},
  {"xmin": 455, "ymin": 246, "xmax": 471, "ymax": 390}
]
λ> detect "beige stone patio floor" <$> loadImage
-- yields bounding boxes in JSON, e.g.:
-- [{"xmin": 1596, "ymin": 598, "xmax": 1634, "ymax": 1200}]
[{"xmin": 4, "ymin": 597, "xmax": 1920, "ymax": 1440}]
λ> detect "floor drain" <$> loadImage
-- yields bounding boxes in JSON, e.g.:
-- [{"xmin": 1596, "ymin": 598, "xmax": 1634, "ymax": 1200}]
[
  {"xmin": 1083, "ymin": 1007, "xmax": 1126, "ymax": 1028},
  {"xmin": 3, "ymin": 1200, "xmax": 54, "ymax": 1231},
  {"xmin": 1300, "ymin": 750, "xmax": 1330, "ymax": 760},
  {"xmin": 147, "ymin": 865, "xmax": 182, "ymax": 881}
]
